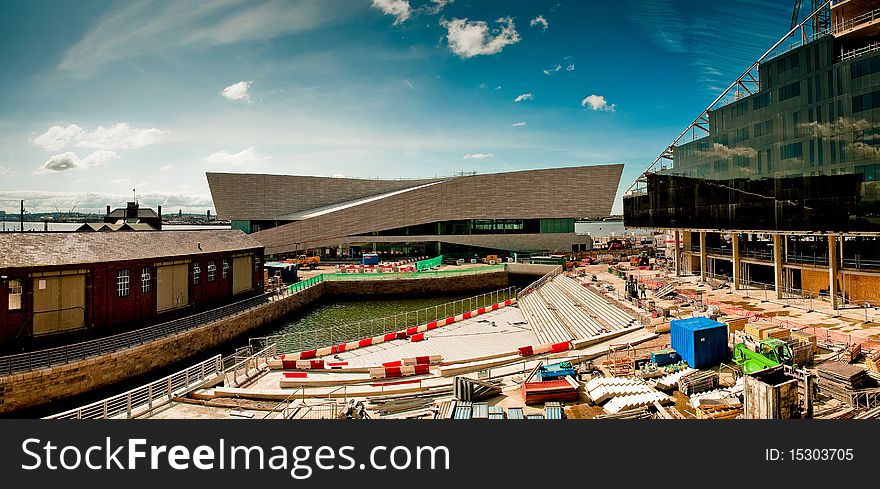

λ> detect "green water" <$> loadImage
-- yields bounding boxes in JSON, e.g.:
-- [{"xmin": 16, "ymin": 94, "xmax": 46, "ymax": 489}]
[{"xmin": 256, "ymin": 290, "xmax": 514, "ymax": 353}]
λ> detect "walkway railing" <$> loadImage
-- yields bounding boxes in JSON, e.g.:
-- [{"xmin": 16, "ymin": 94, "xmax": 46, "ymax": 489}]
[
  {"xmin": 516, "ymin": 265, "xmax": 562, "ymax": 300},
  {"xmin": 224, "ymin": 343, "xmax": 277, "ymax": 388},
  {"xmin": 249, "ymin": 287, "xmax": 518, "ymax": 354},
  {"xmin": 45, "ymin": 354, "xmax": 224, "ymax": 419},
  {"xmin": 0, "ymin": 291, "xmax": 274, "ymax": 377}
]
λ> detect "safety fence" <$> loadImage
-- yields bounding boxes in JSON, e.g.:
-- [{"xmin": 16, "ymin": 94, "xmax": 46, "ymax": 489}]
[
  {"xmin": 416, "ymin": 255, "xmax": 443, "ymax": 271},
  {"xmin": 0, "ymin": 292, "xmax": 272, "ymax": 377},
  {"xmin": 46, "ymin": 354, "xmax": 225, "ymax": 419},
  {"xmin": 249, "ymin": 287, "xmax": 518, "ymax": 354}
]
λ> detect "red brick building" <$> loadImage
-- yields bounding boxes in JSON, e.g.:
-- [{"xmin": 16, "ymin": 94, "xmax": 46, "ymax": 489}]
[{"xmin": 0, "ymin": 230, "xmax": 264, "ymax": 348}]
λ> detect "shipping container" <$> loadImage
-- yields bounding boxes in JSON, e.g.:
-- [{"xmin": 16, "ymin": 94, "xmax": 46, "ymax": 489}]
[{"xmin": 670, "ymin": 317, "xmax": 729, "ymax": 369}]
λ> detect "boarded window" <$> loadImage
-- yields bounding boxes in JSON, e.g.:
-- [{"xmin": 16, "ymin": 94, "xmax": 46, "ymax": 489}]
[
  {"xmin": 232, "ymin": 255, "xmax": 253, "ymax": 295},
  {"xmin": 8, "ymin": 279, "xmax": 22, "ymax": 310}
]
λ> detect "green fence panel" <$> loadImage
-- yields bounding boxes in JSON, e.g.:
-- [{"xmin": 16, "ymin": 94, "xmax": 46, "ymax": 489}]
[{"xmin": 416, "ymin": 255, "xmax": 443, "ymax": 271}]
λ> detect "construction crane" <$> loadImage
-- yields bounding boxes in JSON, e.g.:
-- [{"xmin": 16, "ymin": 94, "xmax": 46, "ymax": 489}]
[{"xmin": 791, "ymin": 0, "xmax": 831, "ymax": 33}]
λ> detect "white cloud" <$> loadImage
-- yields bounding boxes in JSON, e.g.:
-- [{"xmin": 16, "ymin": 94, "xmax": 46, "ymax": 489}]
[
  {"xmin": 31, "ymin": 124, "xmax": 85, "ymax": 151},
  {"xmin": 160, "ymin": 164, "xmax": 174, "ymax": 171},
  {"xmin": 542, "ymin": 64, "xmax": 561, "ymax": 76},
  {"xmin": 514, "ymin": 93, "xmax": 534, "ymax": 102},
  {"xmin": 205, "ymin": 146, "xmax": 271, "ymax": 166},
  {"xmin": 852, "ymin": 142, "xmax": 880, "ymax": 159},
  {"xmin": 110, "ymin": 178, "xmax": 131, "ymax": 185},
  {"xmin": 530, "ymin": 15, "xmax": 548, "ymax": 31},
  {"xmin": 566, "ymin": 63, "xmax": 575, "ymax": 71},
  {"xmin": 77, "ymin": 123, "xmax": 167, "ymax": 150},
  {"xmin": 58, "ymin": 0, "xmax": 350, "ymax": 75},
  {"xmin": 220, "ymin": 81, "xmax": 253, "ymax": 102},
  {"xmin": 372, "ymin": 0, "xmax": 411, "ymax": 25},
  {"xmin": 423, "ymin": 0, "xmax": 452, "ymax": 15},
  {"xmin": 32, "ymin": 123, "xmax": 166, "ymax": 151},
  {"xmin": 581, "ymin": 94, "xmax": 617, "ymax": 112},
  {"xmin": 35, "ymin": 150, "xmax": 120, "ymax": 174},
  {"xmin": 463, "ymin": 152, "xmax": 494, "ymax": 159},
  {"xmin": 0, "ymin": 166, "xmax": 15, "ymax": 177},
  {"xmin": 404, "ymin": 79, "xmax": 415, "ymax": 89},
  {"xmin": 511, "ymin": 121, "xmax": 526, "ymax": 127},
  {"xmin": 440, "ymin": 17, "xmax": 520, "ymax": 58},
  {"xmin": 700, "ymin": 143, "xmax": 757, "ymax": 160}
]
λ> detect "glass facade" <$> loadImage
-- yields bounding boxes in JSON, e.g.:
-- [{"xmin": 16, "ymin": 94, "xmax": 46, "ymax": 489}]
[
  {"xmin": 625, "ymin": 36, "xmax": 880, "ymax": 232},
  {"xmin": 357, "ymin": 218, "xmax": 576, "ymax": 237}
]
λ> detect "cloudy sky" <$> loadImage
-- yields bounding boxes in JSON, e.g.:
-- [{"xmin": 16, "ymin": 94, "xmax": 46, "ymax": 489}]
[{"xmin": 0, "ymin": 0, "xmax": 791, "ymax": 215}]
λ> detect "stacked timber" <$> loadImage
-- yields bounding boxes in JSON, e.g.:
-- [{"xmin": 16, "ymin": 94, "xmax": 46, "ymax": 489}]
[
  {"xmin": 367, "ymin": 387, "xmax": 454, "ymax": 418},
  {"xmin": 817, "ymin": 362, "xmax": 874, "ymax": 405},
  {"xmin": 696, "ymin": 403, "xmax": 742, "ymax": 419},
  {"xmin": 677, "ymin": 371, "xmax": 720, "ymax": 395},
  {"xmin": 745, "ymin": 323, "xmax": 776, "ymax": 341},
  {"xmin": 764, "ymin": 327, "xmax": 790, "ymax": 341},
  {"xmin": 521, "ymin": 377, "xmax": 580, "ymax": 405},
  {"xmin": 594, "ymin": 407, "xmax": 653, "ymax": 419},
  {"xmin": 853, "ymin": 405, "xmax": 880, "ymax": 420}
]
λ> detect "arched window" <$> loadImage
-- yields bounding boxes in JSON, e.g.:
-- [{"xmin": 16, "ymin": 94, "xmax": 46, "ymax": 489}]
[
  {"xmin": 193, "ymin": 263, "xmax": 201, "ymax": 284},
  {"xmin": 8, "ymin": 279, "xmax": 22, "ymax": 310},
  {"xmin": 207, "ymin": 260, "xmax": 216, "ymax": 282}
]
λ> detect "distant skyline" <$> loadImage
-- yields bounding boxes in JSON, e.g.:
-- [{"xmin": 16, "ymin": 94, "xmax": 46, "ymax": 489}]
[{"xmin": 0, "ymin": 0, "xmax": 791, "ymax": 215}]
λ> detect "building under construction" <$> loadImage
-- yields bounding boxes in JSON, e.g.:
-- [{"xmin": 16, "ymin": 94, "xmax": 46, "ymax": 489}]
[{"xmin": 624, "ymin": 0, "xmax": 880, "ymax": 307}]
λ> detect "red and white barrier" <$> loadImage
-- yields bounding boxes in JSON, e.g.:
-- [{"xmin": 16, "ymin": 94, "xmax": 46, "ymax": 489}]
[
  {"xmin": 517, "ymin": 341, "xmax": 572, "ymax": 357},
  {"xmin": 369, "ymin": 363, "xmax": 431, "ymax": 379},
  {"xmin": 271, "ymin": 298, "xmax": 516, "ymax": 365}
]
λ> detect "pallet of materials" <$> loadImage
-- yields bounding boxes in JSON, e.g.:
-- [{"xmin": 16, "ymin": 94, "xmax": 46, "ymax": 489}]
[
  {"xmin": 544, "ymin": 402, "xmax": 564, "ymax": 419},
  {"xmin": 785, "ymin": 337, "xmax": 815, "ymax": 367},
  {"xmin": 791, "ymin": 331, "xmax": 818, "ymax": 353},
  {"xmin": 488, "ymin": 406, "xmax": 505, "ymax": 419},
  {"xmin": 652, "ymin": 367, "xmax": 697, "ymax": 390},
  {"xmin": 594, "ymin": 407, "xmax": 652, "ymax": 419},
  {"xmin": 522, "ymin": 377, "xmax": 580, "ymax": 405},
  {"xmin": 720, "ymin": 316, "xmax": 748, "ymax": 332},
  {"xmin": 507, "ymin": 407, "xmax": 525, "ymax": 419},
  {"xmin": 817, "ymin": 362, "xmax": 875, "ymax": 405},
  {"xmin": 696, "ymin": 403, "xmax": 742, "ymax": 419},
  {"xmin": 677, "ymin": 371, "xmax": 720, "ymax": 395},
  {"xmin": 867, "ymin": 351, "xmax": 880, "ymax": 373},
  {"xmin": 744, "ymin": 323, "xmax": 777, "ymax": 341}
]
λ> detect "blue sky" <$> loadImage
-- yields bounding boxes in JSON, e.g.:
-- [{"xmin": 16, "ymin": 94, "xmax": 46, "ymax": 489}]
[{"xmin": 0, "ymin": 0, "xmax": 791, "ymax": 215}]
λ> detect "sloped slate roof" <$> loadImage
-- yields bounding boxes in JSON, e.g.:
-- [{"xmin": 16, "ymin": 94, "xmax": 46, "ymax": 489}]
[{"xmin": 0, "ymin": 230, "xmax": 262, "ymax": 269}]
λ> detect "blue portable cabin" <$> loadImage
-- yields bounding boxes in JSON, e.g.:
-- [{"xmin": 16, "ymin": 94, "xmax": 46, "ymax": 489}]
[
  {"xmin": 536, "ymin": 362, "xmax": 576, "ymax": 381},
  {"xmin": 670, "ymin": 317, "xmax": 729, "ymax": 369},
  {"xmin": 362, "ymin": 253, "xmax": 380, "ymax": 265},
  {"xmin": 264, "ymin": 261, "xmax": 298, "ymax": 284}
]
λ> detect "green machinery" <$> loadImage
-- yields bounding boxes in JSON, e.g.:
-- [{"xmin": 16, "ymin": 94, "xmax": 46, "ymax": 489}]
[{"xmin": 732, "ymin": 338, "xmax": 795, "ymax": 375}]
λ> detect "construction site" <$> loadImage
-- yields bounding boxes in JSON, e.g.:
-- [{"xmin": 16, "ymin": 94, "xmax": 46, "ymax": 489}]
[{"xmin": 37, "ymin": 252, "xmax": 878, "ymax": 421}]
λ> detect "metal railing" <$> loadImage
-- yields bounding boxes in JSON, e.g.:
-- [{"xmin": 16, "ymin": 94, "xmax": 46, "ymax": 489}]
[
  {"xmin": 224, "ymin": 343, "xmax": 277, "ymax": 388},
  {"xmin": 0, "ymin": 292, "xmax": 274, "ymax": 377},
  {"xmin": 516, "ymin": 266, "xmax": 562, "ymax": 300},
  {"xmin": 786, "ymin": 252, "xmax": 829, "ymax": 266},
  {"xmin": 739, "ymin": 249, "xmax": 773, "ymax": 261},
  {"xmin": 842, "ymin": 255, "xmax": 880, "ymax": 270},
  {"xmin": 45, "ymin": 354, "xmax": 224, "ymax": 419},
  {"xmin": 705, "ymin": 246, "xmax": 732, "ymax": 256},
  {"xmin": 321, "ymin": 265, "xmax": 507, "ymax": 280},
  {"xmin": 833, "ymin": 5, "xmax": 880, "ymax": 35},
  {"xmin": 249, "ymin": 287, "xmax": 518, "ymax": 354}
]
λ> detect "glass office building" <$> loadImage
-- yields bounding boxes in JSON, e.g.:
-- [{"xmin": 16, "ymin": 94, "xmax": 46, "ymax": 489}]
[{"xmin": 623, "ymin": 1, "xmax": 880, "ymax": 308}]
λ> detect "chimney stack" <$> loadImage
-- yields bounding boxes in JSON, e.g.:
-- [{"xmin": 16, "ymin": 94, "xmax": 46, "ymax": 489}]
[
  {"xmin": 158, "ymin": 205, "xmax": 162, "ymax": 219},
  {"xmin": 106, "ymin": 205, "xmax": 111, "ymax": 216}
]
